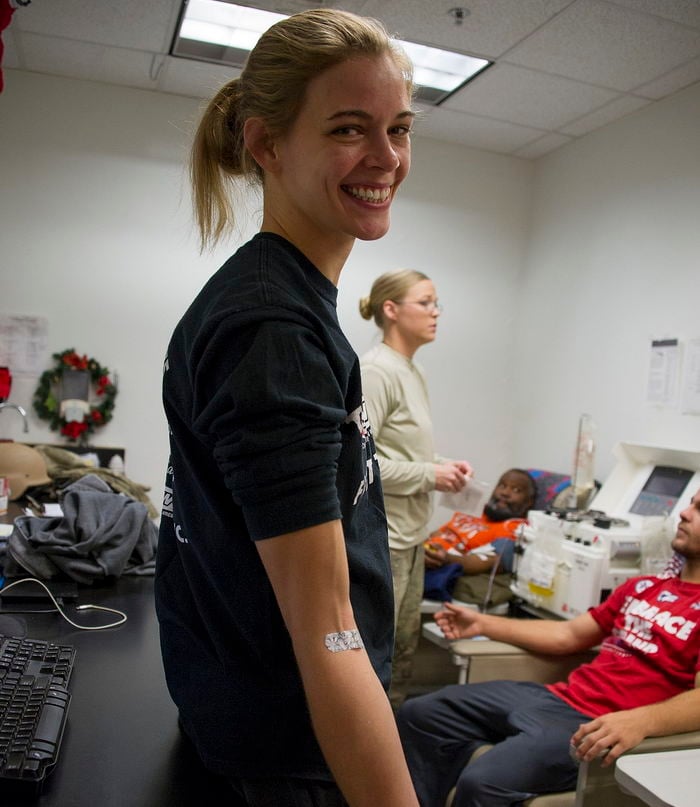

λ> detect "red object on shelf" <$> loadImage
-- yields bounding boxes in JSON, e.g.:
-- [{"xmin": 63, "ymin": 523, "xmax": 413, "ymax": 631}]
[
  {"xmin": 0, "ymin": 0, "xmax": 16, "ymax": 94},
  {"xmin": 0, "ymin": 366, "xmax": 11, "ymax": 402}
]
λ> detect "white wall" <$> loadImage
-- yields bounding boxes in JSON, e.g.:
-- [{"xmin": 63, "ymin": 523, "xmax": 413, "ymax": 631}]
[
  {"xmin": 511, "ymin": 81, "xmax": 700, "ymax": 482},
  {"xmin": 1, "ymin": 71, "xmax": 222, "ymax": 510},
  {"xmin": 6, "ymin": 69, "xmax": 697, "ymax": 516},
  {"xmin": 342, "ymin": 136, "xmax": 533, "ymax": 492},
  {"xmin": 0, "ymin": 69, "xmax": 532, "ymax": 513}
]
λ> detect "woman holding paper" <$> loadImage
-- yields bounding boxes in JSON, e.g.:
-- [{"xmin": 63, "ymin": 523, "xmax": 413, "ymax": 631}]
[{"xmin": 359, "ymin": 269, "xmax": 472, "ymax": 708}]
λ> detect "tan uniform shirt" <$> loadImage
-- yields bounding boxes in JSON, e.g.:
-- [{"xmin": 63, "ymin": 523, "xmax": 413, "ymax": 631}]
[{"xmin": 360, "ymin": 342, "xmax": 436, "ymax": 550}]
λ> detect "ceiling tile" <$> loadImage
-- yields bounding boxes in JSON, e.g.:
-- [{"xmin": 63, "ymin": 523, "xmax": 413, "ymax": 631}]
[
  {"xmin": 506, "ymin": 0, "xmax": 700, "ymax": 90},
  {"xmin": 444, "ymin": 63, "xmax": 620, "ymax": 129},
  {"xmin": 19, "ymin": 33, "xmax": 159, "ymax": 92},
  {"xmin": 357, "ymin": 0, "xmax": 573, "ymax": 58},
  {"xmin": 159, "ymin": 57, "xmax": 241, "ymax": 99},
  {"xmin": 558, "ymin": 94, "xmax": 652, "ymax": 136},
  {"xmin": 414, "ymin": 105, "xmax": 548, "ymax": 154},
  {"xmin": 609, "ymin": 0, "xmax": 700, "ymax": 29},
  {"xmin": 513, "ymin": 132, "xmax": 574, "ymax": 158},
  {"xmin": 247, "ymin": 0, "xmax": 365, "ymax": 13},
  {"xmin": 2, "ymin": 28, "xmax": 20, "ymax": 70},
  {"xmin": 13, "ymin": 0, "xmax": 180, "ymax": 52},
  {"xmin": 634, "ymin": 55, "xmax": 700, "ymax": 99}
]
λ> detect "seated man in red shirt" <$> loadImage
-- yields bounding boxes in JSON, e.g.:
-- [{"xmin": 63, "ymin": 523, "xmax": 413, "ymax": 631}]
[
  {"xmin": 399, "ymin": 487, "xmax": 700, "ymax": 807},
  {"xmin": 423, "ymin": 469, "xmax": 536, "ymax": 606}
]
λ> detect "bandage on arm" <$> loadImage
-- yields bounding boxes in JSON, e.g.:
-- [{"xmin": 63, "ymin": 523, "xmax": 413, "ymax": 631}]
[
  {"xmin": 325, "ymin": 629, "xmax": 364, "ymax": 652},
  {"xmin": 256, "ymin": 520, "xmax": 419, "ymax": 806}
]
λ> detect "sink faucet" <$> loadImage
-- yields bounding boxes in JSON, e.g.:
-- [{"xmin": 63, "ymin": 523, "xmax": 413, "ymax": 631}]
[{"xmin": 0, "ymin": 402, "xmax": 29, "ymax": 433}]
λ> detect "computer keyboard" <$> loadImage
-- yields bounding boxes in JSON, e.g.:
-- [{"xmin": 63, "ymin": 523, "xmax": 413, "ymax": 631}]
[{"xmin": 0, "ymin": 634, "xmax": 75, "ymax": 788}]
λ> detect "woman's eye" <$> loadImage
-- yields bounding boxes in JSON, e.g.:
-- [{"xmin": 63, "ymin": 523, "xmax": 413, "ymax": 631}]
[{"xmin": 332, "ymin": 126, "xmax": 361, "ymax": 136}]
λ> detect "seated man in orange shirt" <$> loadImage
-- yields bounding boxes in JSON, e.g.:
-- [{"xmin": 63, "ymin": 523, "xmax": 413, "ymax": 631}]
[{"xmin": 423, "ymin": 469, "xmax": 536, "ymax": 606}]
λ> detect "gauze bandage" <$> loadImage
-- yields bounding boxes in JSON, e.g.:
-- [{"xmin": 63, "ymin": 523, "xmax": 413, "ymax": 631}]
[{"xmin": 324, "ymin": 630, "xmax": 364, "ymax": 653}]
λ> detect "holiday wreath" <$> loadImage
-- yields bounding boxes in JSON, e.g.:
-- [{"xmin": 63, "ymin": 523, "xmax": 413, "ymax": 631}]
[{"xmin": 33, "ymin": 349, "xmax": 117, "ymax": 441}]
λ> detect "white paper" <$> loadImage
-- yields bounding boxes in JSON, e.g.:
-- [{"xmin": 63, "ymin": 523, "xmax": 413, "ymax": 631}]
[
  {"xmin": 646, "ymin": 338, "xmax": 680, "ymax": 407},
  {"xmin": 440, "ymin": 478, "xmax": 491, "ymax": 515},
  {"xmin": 681, "ymin": 338, "xmax": 700, "ymax": 415},
  {"xmin": 0, "ymin": 314, "xmax": 49, "ymax": 376}
]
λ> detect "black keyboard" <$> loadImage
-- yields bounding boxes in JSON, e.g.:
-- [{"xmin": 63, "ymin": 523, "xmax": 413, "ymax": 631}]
[{"xmin": 0, "ymin": 635, "xmax": 75, "ymax": 787}]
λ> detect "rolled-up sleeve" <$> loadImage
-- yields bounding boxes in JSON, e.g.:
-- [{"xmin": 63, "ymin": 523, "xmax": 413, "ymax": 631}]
[{"xmin": 196, "ymin": 317, "xmax": 346, "ymax": 540}]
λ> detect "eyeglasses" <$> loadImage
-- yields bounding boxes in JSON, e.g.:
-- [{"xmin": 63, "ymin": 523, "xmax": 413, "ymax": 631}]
[{"xmin": 395, "ymin": 300, "xmax": 443, "ymax": 313}]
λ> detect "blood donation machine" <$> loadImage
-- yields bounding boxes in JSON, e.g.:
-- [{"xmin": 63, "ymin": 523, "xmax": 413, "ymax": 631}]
[{"xmin": 511, "ymin": 443, "xmax": 700, "ymax": 619}]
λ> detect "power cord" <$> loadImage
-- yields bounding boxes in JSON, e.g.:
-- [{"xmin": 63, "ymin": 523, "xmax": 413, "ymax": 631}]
[{"xmin": 0, "ymin": 577, "xmax": 128, "ymax": 630}]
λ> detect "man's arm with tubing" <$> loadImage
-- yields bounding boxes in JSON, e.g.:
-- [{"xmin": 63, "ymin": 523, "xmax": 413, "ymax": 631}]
[{"xmin": 257, "ymin": 520, "xmax": 419, "ymax": 807}]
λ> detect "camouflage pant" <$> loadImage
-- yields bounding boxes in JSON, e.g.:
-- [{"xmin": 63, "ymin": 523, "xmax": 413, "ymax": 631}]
[{"xmin": 388, "ymin": 545, "xmax": 424, "ymax": 709}]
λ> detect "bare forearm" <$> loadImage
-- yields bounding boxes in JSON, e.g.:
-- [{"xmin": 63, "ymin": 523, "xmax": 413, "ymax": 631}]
[
  {"xmin": 256, "ymin": 522, "xmax": 419, "ymax": 805},
  {"xmin": 298, "ymin": 650, "xmax": 419, "ymax": 806},
  {"xmin": 635, "ymin": 688, "xmax": 700, "ymax": 737},
  {"xmin": 435, "ymin": 605, "xmax": 603, "ymax": 655},
  {"xmin": 467, "ymin": 613, "xmax": 590, "ymax": 654}
]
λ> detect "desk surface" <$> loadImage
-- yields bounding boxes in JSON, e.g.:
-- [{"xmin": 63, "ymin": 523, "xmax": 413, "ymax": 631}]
[
  {"xmin": 0, "ymin": 575, "xmax": 230, "ymax": 806},
  {"xmin": 615, "ymin": 748, "xmax": 699, "ymax": 807}
]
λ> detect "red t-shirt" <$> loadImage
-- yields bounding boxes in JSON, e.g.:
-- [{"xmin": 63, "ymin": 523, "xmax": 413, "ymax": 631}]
[{"xmin": 548, "ymin": 576, "xmax": 700, "ymax": 717}]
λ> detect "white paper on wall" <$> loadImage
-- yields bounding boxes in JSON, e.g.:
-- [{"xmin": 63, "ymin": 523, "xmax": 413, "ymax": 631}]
[
  {"xmin": 646, "ymin": 338, "xmax": 679, "ymax": 407},
  {"xmin": 681, "ymin": 338, "xmax": 700, "ymax": 415},
  {"xmin": 0, "ymin": 314, "xmax": 49, "ymax": 376}
]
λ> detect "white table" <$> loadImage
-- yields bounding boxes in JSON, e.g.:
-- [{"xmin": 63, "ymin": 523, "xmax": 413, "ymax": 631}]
[{"xmin": 615, "ymin": 748, "xmax": 698, "ymax": 807}]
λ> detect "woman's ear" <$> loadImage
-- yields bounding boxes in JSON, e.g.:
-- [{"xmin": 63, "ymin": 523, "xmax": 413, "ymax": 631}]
[
  {"xmin": 382, "ymin": 299, "xmax": 399, "ymax": 323},
  {"xmin": 243, "ymin": 117, "xmax": 279, "ymax": 173}
]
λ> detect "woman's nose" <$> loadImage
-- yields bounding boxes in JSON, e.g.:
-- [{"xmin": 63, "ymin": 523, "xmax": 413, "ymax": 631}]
[{"xmin": 366, "ymin": 134, "xmax": 400, "ymax": 171}]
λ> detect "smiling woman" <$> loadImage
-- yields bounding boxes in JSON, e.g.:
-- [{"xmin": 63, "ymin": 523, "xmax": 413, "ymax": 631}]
[
  {"xmin": 190, "ymin": 9, "xmax": 414, "ymax": 257},
  {"xmin": 155, "ymin": 8, "xmax": 420, "ymax": 807},
  {"xmin": 244, "ymin": 52, "xmax": 414, "ymax": 279}
]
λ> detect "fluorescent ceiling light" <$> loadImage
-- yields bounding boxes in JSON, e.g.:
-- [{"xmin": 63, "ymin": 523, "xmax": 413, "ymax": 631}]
[
  {"xmin": 179, "ymin": 2, "xmax": 286, "ymax": 51},
  {"xmin": 171, "ymin": 1, "xmax": 491, "ymax": 105},
  {"xmin": 398, "ymin": 39, "xmax": 490, "ymax": 102}
]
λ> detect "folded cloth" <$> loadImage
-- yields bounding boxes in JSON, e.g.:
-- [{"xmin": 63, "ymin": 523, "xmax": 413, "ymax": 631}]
[
  {"xmin": 3, "ymin": 474, "xmax": 157, "ymax": 583},
  {"xmin": 423, "ymin": 562, "xmax": 463, "ymax": 602},
  {"xmin": 34, "ymin": 444, "xmax": 158, "ymax": 519}
]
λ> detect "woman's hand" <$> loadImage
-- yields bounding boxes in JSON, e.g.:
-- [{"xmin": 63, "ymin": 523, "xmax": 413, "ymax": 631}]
[{"xmin": 434, "ymin": 460, "xmax": 471, "ymax": 492}]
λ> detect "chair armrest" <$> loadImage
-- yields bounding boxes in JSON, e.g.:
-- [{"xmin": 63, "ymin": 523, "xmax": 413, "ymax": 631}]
[
  {"xmin": 447, "ymin": 637, "xmax": 597, "ymax": 685},
  {"xmin": 629, "ymin": 729, "xmax": 700, "ymax": 753},
  {"xmin": 575, "ymin": 731, "xmax": 700, "ymax": 806}
]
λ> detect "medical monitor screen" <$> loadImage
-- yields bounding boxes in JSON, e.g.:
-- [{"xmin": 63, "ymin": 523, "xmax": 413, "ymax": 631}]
[{"xmin": 629, "ymin": 466, "xmax": 694, "ymax": 517}]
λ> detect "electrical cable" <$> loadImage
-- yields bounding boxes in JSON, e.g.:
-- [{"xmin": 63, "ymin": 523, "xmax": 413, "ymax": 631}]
[{"xmin": 0, "ymin": 577, "xmax": 128, "ymax": 630}]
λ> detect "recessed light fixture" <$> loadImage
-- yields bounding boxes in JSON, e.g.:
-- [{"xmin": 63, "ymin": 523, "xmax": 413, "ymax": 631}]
[
  {"xmin": 448, "ymin": 7, "xmax": 471, "ymax": 26},
  {"xmin": 170, "ymin": 1, "xmax": 491, "ymax": 106},
  {"xmin": 398, "ymin": 39, "xmax": 489, "ymax": 104}
]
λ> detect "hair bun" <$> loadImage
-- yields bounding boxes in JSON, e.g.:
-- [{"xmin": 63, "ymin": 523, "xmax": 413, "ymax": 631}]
[{"xmin": 358, "ymin": 296, "xmax": 373, "ymax": 320}]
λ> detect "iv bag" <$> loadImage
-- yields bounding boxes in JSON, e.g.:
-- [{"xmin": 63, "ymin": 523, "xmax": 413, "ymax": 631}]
[{"xmin": 570, "ymin": 413, "xmax": 596, "ymax": 509}]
